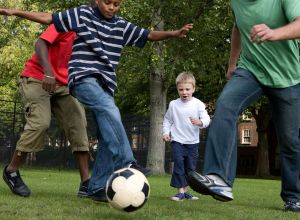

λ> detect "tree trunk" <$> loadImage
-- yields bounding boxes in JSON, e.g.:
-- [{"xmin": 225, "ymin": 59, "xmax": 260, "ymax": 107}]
[
  {"xmin": 147, "ymin": 74, "xmax": 167, "ymax": 174},
  {"xmin": 146, "ymin": 8, "xmax": 167, "ymax": 174},
  {"xmin": 251, "ymin": 103, "xmax": 272, "ymax": 177},
  {"xmin": 255, "ymin": 130, "xmax": 270, "ymax": 176}
]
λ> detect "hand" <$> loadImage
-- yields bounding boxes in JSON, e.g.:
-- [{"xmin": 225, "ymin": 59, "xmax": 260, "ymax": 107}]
[
  {"xmin": 190, "ymin": 117, "xmax": 203, "ymax": 127},
  {"xmin": 42, "ymin": 75, "xmax": 56, "ymax": 93},
  {"xmin": 250, "ymin": 24, "xmax": 276, "ymax": 43},
  {"xmin": 0, "ymin": 9, "xmax": 14, "ymax": 16},
  {"xmin": 226, "ymin": 66, "xmax": 236, "ymax": 80},
  {"xmin": 176, "ymin": 23, "xmax": 193, "ymax": 38},
  {"xmin": 163, "ymin": 134, "xmax": 171, "ymax": 142}
]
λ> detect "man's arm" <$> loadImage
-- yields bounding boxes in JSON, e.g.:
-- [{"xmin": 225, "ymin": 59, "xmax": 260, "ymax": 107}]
[
  {"xmin": 226, "ymin": 25, "xmax": 241, "ymax": 80},
  {"xmin": 251, "ymin": 17, "xmax": 300, "ymax": 42},
  {"xmin": 0, "ymin": 9, "xmax": 52, "ymax": 24},
  {"xmin": 148, "ymin": 23, "xmax": 193, "ymax": 41},
  {"xmin": 35, "ymin": 38, "xmax": 56, "ymax": 92}
]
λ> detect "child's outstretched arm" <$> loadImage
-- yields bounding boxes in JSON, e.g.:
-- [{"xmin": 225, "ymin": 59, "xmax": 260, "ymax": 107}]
[
  {"xmin": 148, "ymin": 23, "xmax": 193, "ymax": 41},
  {"xmin": 0, "ymin": 9, "xmax": 52, "ymax": 24}
]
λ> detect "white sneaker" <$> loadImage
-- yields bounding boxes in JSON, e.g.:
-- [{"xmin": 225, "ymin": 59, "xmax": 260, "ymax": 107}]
[{"xmin": 187, "ymin": 171, "xmax": 233, "ymax": 202}]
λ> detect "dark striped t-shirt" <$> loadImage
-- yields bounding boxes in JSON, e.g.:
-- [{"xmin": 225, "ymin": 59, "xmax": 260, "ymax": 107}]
[{"xmin": 52, "ymin": 5, "xmax": 149, "ymax": 94}]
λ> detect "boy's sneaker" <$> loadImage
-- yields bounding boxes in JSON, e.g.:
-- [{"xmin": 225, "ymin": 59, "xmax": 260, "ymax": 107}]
[
  {"xmin": 284, "ymin": 201, "xmax": 300, "ymax": 212},
  {"xmin": 184, "ymin": 192, "xmax": 199, "ymax": 200},
  {"xmin": 77, "ymin": 178, "xmax": 90, "ymax": 198},
  {"xmin": 187, "ymin": 171, "xmax": 233, "ymax": 202},
  {"xmin": 170, "ymin": 193, "xmax": 185, "ymax": 201},
  {"xmin": 128, "ymin": 162, "xmax": 152, "ymax": 177},
  {"xmin": 2, "ymin": 165, "xmax": 31, "ymax": 197},
  {"xmin": 89, "ymin": 188, "xmax": 108, "ymax": 203}
]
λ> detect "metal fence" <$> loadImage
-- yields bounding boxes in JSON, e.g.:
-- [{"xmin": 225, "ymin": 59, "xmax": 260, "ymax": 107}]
[
  {"xmin": 0, "ymin": 99, "xmax": 260, "ymax": 175},
  {"xmin": 0, "ymin": 99, "xmax": 24, "ymax": 164},
  {"xmin": 0, "ymin": 99, "xmax": 211, "ymax": 173}
]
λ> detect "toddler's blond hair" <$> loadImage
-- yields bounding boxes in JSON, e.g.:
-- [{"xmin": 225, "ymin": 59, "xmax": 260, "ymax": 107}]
[{"xmin": 176, "ymin": 72, "xmax": 196, "ymax": 87}]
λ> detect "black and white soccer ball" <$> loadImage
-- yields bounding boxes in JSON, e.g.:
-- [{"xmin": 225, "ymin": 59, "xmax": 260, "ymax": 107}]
[{"xmin": 106, "ymin": 168, "xmax": 150, "ymax": 212}]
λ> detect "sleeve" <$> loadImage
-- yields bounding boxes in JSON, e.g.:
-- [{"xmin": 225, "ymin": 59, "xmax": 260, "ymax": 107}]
[
  {"xmin": 123, "ymin": 21, "xmax": 150, "ymax": 48},
  {"xmin": 52, "ymin": 7, "xmax": 81, "ymax": 32},
  {"xmin": 198, "ymin": 103, "xmax": 210, "ymax": 129},
  {"xmin": 282, "ymin": 0, "xmax": 300, "ymax": 22},
  {"xmin": 162, "ymin": 102, "xmax": 173, "ymax": 135},
  {"xmin": 39, "ymin": 24, "xmax": 61, "ymax": 44}
]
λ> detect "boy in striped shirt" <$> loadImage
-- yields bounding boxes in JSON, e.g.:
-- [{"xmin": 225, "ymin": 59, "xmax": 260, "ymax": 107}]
[{"xmin": 0, "ymin": 0, "xmax": 193, "ymax": 201}]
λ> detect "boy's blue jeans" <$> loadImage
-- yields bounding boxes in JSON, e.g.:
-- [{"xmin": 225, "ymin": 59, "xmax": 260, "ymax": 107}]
[
  {"xmin": 203, "ymin": 68, "xmax": 300, "ymax": 202},
  {"xmin": 170, "ymin": 141, "xmax": 199, "ymax": 188},
  {"xmin": 71, "ymin": 76, "xmax": 135, "ymax": 194}
]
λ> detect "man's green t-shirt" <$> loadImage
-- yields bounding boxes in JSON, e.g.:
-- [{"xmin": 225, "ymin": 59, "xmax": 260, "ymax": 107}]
[{"xmin": 231, "ymin": 0, "xmax": 300, "ymax": 88}]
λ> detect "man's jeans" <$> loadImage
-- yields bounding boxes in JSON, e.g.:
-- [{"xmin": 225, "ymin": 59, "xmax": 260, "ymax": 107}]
[
  {"xmin": 72, "ymin": 77, "xmax": 135, "ymax": 194},
  {"xmin": 203, "ymin": 68, "xmax": 300, "ymax": 202}
]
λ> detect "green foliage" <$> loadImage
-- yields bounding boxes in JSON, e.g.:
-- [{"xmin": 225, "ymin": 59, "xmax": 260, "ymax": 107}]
[
  {"xmin": 116, "ymin": 0, "xmax": 233, "ymax": 115},
  {"xmin": 23, "ymin": 0, "xmax": 89, "ymax": 11},
  {"xmin": 0, "ymin": 1, "xmax": 41, "ymax": 99},
  {"xmin": 0, "ymin": 0, "xmax": 234, "ymax": 116},
  {"xmin": 76, "ymin": 0, "xmax": 232, "ymax": 116}
]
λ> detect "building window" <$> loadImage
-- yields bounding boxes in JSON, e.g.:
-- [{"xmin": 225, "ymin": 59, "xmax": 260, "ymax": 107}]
[{"xmin": 242, "ymin": 129, "xmax": 251, "ymax": 144}]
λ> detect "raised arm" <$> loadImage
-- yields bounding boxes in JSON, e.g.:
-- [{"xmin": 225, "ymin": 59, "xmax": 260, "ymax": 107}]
[
  {"xmin": 148, "ymin": 23, "xmax": 193, "ymax": 41},
  {"xmin": 0, "ymin": 9, "xmax": 52, "ymax": 24},
  {"xmin": 251, "ymin": 17, "xmax": 300, "ymax": 42},
  {"xmin": 226, "ymin": 25, "xmax": 241, "ymax": 80}
]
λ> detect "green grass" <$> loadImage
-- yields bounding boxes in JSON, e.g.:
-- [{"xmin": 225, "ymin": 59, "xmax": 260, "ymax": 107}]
[{"xmin": 0, "ymin": 166, "xmax": 299, "ymax": 220}]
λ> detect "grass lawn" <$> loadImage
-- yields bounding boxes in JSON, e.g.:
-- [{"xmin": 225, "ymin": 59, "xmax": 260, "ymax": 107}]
[{"xmin": 0, "ymin": 165, "xmax": 299, "ymax": 220}]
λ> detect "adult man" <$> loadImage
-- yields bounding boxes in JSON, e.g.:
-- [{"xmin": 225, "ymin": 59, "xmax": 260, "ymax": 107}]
[
  {"xmin": 2, "ymin": 24, "xmax": 90, "ymax": 198},
  {"xmin": 187, "ymin": 0, "xmax": 300, "ymax": 212}
]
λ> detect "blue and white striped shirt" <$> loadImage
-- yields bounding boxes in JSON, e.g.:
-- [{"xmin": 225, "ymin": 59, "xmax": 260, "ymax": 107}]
[{"xmin": 52, "ymin": 5, "xmax": 149, "ymax": 94}]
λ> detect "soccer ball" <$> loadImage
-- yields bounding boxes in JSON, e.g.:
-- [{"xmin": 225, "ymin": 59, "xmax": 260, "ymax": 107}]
[{"xmin": 106, "ymin": 168, "xmax": 150, "ymax": 212}]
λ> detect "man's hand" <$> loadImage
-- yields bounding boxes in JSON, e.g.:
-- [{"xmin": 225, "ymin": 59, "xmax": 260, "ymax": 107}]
[
  {"xmin": 226, "ymin": 66, "xmax": 236, "ymax": 80},
  {"xmin": 251, "ymin": 24, "xmax": 275, "ymax": 43}
]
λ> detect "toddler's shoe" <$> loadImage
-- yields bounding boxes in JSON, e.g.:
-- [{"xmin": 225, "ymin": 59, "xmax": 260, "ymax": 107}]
[
  {"xmin": 170, "ymin": 193, "xmax": 185, "ymax": 201},
  {"xmin": 184, "ymin": 192, "xmax": 199, "ymax": 200}
]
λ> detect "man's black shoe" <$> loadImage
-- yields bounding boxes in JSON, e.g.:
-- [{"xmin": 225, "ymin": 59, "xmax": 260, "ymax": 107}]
[
  {"xmin": 2, "ymin": 165, "xmax": 31, "ymax": 197},
  {"xmin": 89, "ymin": 188, "xmax": 108, "ymax": 203},
  {"xmin": 77, "ymin": 178, "xmax": 90, "ymax": 198},
  {"xmin": 284, "ymin": 201, "xmax": 300, "ymax": 212},
  {"xmin": 128, "ymin": 162, "xmax": 151, "ymax": 177}
]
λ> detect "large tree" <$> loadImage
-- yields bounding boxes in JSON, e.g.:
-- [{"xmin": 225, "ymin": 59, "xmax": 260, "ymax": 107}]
[
  {"xmin": 116, "ymin": 0, "xmax": 232, "ymax": 174},
  {"xmin": 9, "ymin": 0, "xmax": 232, "ymax": 174},
  {"xmin": 1, "ymin": 0, "xmax": 275, "ymax": 176}
]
